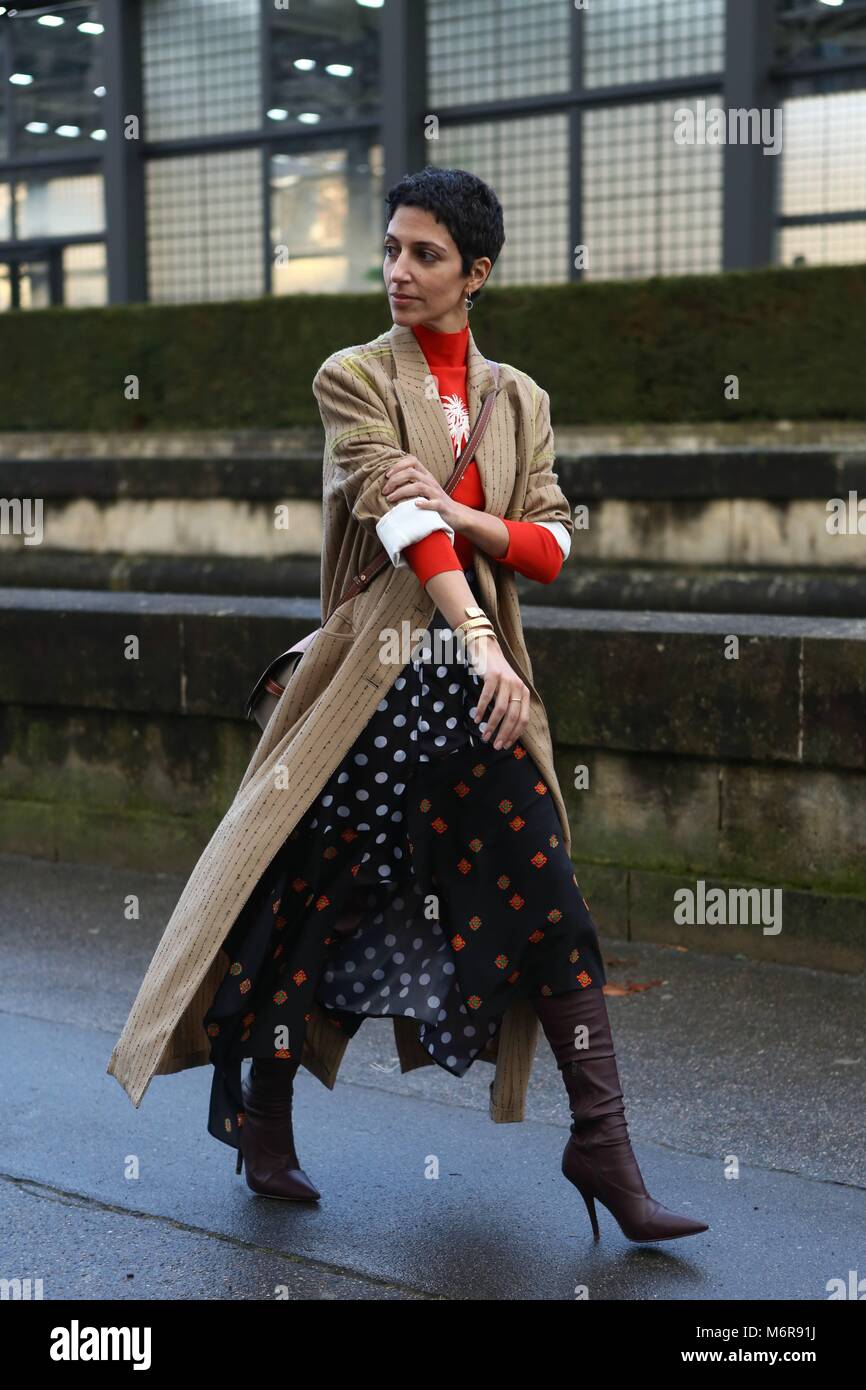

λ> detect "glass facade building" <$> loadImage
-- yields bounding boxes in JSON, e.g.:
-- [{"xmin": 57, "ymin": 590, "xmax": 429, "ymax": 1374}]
[{"xmin": 0, "ymin": 0, "xmax": 864, "ymax": 309}]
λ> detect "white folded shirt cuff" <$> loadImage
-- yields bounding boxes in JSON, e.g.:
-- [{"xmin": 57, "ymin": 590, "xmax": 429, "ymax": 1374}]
[
  {"xmin": 534, "ymin": 519, "xmax": 572, "ymax": 560},
  {"xmin": 375, "ymin": 498, "xmax": 456, "ymax": 569}
]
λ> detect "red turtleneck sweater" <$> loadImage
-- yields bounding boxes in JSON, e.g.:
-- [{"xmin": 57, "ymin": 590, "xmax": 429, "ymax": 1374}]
[{"xmin": 401, "ymin": 320, "xmax": 566, "ymax": 586}]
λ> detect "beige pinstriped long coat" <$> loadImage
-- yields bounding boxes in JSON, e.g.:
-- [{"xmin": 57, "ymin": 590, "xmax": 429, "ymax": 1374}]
[{"xmin": 106, "ymin": 322, "xmax": 575, "ymax": 1123}]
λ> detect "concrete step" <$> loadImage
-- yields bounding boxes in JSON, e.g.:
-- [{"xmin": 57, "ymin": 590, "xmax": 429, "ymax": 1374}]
[
  {"xmin": 3, "ymin": 442, "xmax": 866, "ymax": 614},
  {"xmin": 2, "ymin": 548, "xmax": 863, "ymax": 617},
  {"xmin": 2, "ymin": 445, "xmax": 866, "ymax": 498}
]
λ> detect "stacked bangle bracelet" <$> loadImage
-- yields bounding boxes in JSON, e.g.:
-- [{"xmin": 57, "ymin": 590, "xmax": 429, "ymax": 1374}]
[{"xmin": 453, "ymin": 614, "xmax": 498, "ymax": 646}]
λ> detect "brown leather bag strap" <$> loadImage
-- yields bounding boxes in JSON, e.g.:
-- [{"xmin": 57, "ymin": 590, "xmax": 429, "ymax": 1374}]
[{"xmin": 326, "ymin": 360, "xmax": 502, "ymax": 621}]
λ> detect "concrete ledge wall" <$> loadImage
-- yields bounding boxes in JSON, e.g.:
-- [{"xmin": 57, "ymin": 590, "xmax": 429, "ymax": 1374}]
[
  {"xmin": 3, "ymin": 444, "xmax": 865, "ymax": 617},
  {"xmin": 1, "ymin": 590, "xmax": 864, "ymax": 970}
]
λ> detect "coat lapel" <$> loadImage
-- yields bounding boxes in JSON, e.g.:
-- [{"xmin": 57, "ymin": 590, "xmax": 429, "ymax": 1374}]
[{"xmin": 386, "ymin": 322, "xmax": 513, "ymax": 517}]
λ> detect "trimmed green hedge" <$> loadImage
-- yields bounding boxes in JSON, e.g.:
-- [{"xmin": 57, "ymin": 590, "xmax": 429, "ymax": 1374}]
[{"xmin": 2, "ymin": 263, "xmax": 864, "ymax": 430}]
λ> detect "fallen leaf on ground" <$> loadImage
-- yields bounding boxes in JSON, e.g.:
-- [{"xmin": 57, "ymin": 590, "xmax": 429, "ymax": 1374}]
[{"xmin": 604, "ymin": 979, "xmax": 665, "ymax": 995}]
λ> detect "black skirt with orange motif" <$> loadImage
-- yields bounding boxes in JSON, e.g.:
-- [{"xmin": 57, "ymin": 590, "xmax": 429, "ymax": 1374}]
[{"xmin": 203, "ymin": 566, "xmax": 606, "ymax": 1151}]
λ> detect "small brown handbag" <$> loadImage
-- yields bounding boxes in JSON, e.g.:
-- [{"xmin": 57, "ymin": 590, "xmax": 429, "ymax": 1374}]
[{"xmin": 245, "ymin": 360, "xmax": 502, "ymax": 730}]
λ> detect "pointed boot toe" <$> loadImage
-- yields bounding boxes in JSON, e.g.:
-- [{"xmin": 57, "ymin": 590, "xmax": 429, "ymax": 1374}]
[{"xmin": 236, "ymin": 1143, "xmax": 321, "ymax": 1202}]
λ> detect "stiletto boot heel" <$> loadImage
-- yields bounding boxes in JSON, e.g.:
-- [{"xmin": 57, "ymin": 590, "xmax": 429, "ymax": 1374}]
[
  {"xmin": 235, "ymin": 1149, "xmax": 243, "ymax": 1175},
  {"xmin": 574, "ymin": 1181, "xmax": 600, "ymax": 1241}
]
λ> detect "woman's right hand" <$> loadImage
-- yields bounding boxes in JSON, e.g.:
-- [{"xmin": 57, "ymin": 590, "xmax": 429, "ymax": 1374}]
[
  {"xmin": 464, "ymin": 636, "xmax": 530, "ymax": 751},
  {"xmin": 382, "ymin": 453, "xmax": 466, "ymax": 533}
]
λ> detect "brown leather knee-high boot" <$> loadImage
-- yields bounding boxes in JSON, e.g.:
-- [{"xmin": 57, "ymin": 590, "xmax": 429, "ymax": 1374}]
[
  {"xmin": 533, "ymin": 986, "xmax": 708, "ymax": 1243},
  {"xmin": 236, "ymin": 1056, "xmax": 321, "ymax": 1202}
]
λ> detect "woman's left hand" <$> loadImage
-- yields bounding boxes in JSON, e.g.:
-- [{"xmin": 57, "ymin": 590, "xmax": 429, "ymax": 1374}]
[{"xmin": 383, "ymin": 458, "xmax": 465, "ymax": 532}]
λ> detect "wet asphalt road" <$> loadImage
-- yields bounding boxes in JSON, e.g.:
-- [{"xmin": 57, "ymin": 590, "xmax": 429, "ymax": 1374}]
[{"xmin": 0, "ymin": 853, "xmax": 863, "ymax": 1301}]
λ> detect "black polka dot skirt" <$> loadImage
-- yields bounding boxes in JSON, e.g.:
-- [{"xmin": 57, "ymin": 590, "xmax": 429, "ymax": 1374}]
[{"xmin": 203, "ymin": 566, "xmax": 606, "ymax": 1152}]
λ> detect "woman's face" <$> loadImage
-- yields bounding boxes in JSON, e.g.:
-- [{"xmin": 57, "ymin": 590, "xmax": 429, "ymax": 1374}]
[{"xmin": 383, "ymin": 204, "xmax": 490, "ymax": 333}]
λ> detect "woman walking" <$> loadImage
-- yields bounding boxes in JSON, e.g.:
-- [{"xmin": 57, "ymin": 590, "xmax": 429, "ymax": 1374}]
[{"xmin": 107, "ymin": 167, "xmax": 707, "ymax": 1246}]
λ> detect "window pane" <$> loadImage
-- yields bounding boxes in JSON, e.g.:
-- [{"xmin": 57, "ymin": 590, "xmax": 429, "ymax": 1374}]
[
  {"xmin": 427, "ymin": 0, "xmax": 570, "ymax": 105},
  {"xmin": 142, "ymin": 0, "xmax": 260, "ymax": 140},
  {"xmin": 270, "ymin": 144, "xmax": 384, "ymax": 294},
  {"xmin": 0, "ymin": 47, "xmax": 7, "ymax": 160},
  {"xmin": 268, "ymin": 0, "xmax": 383, "ymax": 130},
  {"xmin": 146, "ymin": 149, "xmax": 264, "ymax": 302},
  {"xmin": 582, "ymin": 97, "xmax": 723, "ymax": 279},
  {"xmin": 583, "ymin": 0, "xmax": 725, "ymax": 89},
  {"xmin": 11, "ymin": 1, "xmax": 105, "ymax": 158},
  {"xmin": 16, "ymin": 259, "xmax": 52, "ymax": 310},
  {"xmin": 15, "ymin": 171, "xmax": 104, "ymax": 238},
  {"xmin": 63, "ymin": 242, "xmax": 107, "ymax": 306},
  {"xmin": 0, "ymin": 181, "xmax": 12, "ymax": 241},
  {"xmin": 775, "ymin": 0, "xmax": 866, "ymax": 65},
  {"xmin": 779, "ymin": 221, "xmax": 866, "ymax": 268},
  {"xmin": 779, "ymin": 91, "xmax": 866, "ymax": 219}
]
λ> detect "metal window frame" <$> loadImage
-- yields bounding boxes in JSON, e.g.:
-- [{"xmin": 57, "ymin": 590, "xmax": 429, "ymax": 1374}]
[
  {"xmin": 723, "ymin": 0, "xmax": 776, "ymax": 270},
  {"xmin": 1, "ymin": 0, "xmax": 865, "ymax": 306}
]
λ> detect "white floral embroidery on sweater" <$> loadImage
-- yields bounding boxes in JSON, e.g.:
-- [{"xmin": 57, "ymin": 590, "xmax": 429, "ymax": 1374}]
[{"xmin": 441, "ymin": 392, "xmax": 470, "ymax": 454}]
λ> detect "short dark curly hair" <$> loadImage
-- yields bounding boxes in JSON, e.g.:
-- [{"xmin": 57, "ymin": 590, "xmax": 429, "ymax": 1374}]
[{"xmin": 384, "ymin": 166, "xmax": 505, "ymax": 306}]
